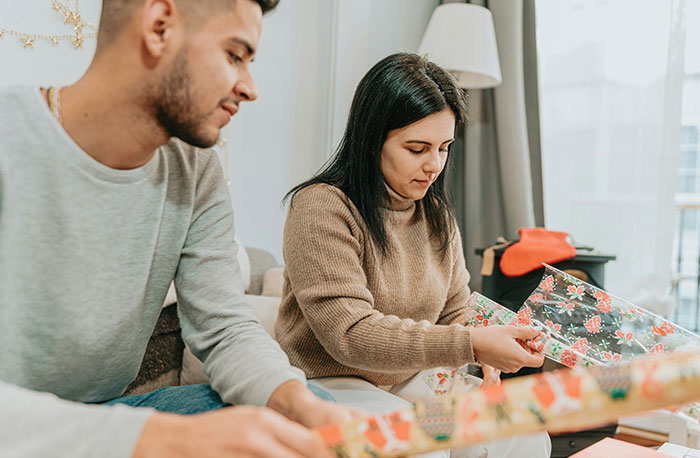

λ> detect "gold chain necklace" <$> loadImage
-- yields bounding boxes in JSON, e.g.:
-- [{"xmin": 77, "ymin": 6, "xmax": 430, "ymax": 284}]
[
  {"xmin": 47, "ymin": 86, "xmax": 229, "ymax": 185},
  {"xmin": 47, "ymin": 86, "xmax": 64, "ymax": 125},
  {"xmin": 217, "ymin": 135, "xmax": 231, "ymax": 186}
]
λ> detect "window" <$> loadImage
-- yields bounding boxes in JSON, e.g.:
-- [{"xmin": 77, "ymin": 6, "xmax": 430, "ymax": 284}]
[
  {"xmin": 536, "ymin": 0, "xmax": 694, "ymax": 326},
  {"xmin": 673, "ymin": 44, "xmax": 700, "ymax": 328}
]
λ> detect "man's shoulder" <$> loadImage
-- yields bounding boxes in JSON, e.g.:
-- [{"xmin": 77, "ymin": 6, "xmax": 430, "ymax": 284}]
[
  {"xmin": 155, "ymin": 139, "xmax": 229, "ymax": 204},
  {"xmin": 159, "ymin": 138, "xmax": 216, "ymax": 162},
  {"xmin": 0, "ymin": 86, "xmax": 39, "ymax": 123},
  {"xmin": 158, "ymin": 138, "xmax": 220, "ymax": 177},
  {"xmin": 0, "ymin": 86, "xmax": 48, "ymax": 159},
  {"xmin": 0, "ymin": 85, "xmax": 31, "ymax": 97}
]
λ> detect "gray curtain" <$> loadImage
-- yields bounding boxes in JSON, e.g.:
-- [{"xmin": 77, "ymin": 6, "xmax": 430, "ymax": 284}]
[{"xmin": 445, "ymin": 0, "xmax": 545, "ymax": 290}]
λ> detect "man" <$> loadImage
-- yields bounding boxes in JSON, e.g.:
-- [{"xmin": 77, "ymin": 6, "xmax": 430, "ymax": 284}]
[{"xmin": 0, "ymin": 0, "xmax": 353, "ymax": 456}]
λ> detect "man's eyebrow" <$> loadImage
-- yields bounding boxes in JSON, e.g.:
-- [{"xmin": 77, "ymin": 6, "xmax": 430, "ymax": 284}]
[{"xmin": 226, "ymin": 37, "xmax": 256, "ymax": 57}]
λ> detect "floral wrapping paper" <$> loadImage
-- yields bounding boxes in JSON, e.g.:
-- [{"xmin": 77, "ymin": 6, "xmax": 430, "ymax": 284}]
[
  {"xmin": 317, "ymin": 351, "xmax": 700, "ymax": 457},
  {"xmin": 456, "ymin": 265, "xmax": 700, "ymax": 422},
  {"xmin": 516, "ymin": 265, "xmax": 700, "ymax": 368}
]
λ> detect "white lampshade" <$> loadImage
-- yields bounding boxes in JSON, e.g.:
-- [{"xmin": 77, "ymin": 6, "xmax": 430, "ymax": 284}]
[{"xmin": 418, "ymin": 3, "xmax": 502, "ymax": 89}]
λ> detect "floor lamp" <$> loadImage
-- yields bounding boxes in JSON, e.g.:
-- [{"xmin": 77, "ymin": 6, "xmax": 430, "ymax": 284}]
[
  {"xmin": 417, "ymin": 2, "xmax": 503, "ymax": 258},
  {"xmin": 417, "ymin": 3, "xmax": 502, "ymax": 89}
]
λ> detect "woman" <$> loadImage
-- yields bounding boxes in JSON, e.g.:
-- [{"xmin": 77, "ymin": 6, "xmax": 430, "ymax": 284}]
[{"xmin": 276, "ymin": 53, "xmax": 549, "ymax": 457}]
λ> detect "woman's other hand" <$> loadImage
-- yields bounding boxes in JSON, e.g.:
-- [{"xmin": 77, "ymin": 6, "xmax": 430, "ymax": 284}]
[{"xmin": 470, "ymin": 325, "xmax": 545, "ymax": 373}]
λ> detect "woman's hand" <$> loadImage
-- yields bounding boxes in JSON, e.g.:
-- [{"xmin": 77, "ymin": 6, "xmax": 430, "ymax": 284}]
[{"xmin": 470, "ymin": 325, "xmax": 545, "ymax": 373}]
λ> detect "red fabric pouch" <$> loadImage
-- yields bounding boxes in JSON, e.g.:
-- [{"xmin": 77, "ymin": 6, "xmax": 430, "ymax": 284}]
[{"xmin": 499, "ymin": 227, "xmax": 576, "ymax": 277}]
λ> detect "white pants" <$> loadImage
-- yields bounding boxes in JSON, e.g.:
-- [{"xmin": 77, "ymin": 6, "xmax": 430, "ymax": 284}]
[{"xmin": 310, "ymin": 370, "xmax": 551, "ymax": 458}]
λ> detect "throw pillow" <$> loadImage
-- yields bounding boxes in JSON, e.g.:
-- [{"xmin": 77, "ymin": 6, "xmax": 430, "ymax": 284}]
[{"xmin": 261, "ymin": 267, "xmax": 284, "ymax": 298}]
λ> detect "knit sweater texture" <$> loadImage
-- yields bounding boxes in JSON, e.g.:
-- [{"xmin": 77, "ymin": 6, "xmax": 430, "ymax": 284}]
[{"xmin": 275, "ymin": 183, "xmax": 476, "ymax": 386}]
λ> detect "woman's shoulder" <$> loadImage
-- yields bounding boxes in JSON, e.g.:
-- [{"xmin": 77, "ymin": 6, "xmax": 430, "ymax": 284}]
[
  {"xmin": 287, "ymin": 183, "xmax": 366, "ymax": 233},
  {"xmin": 290, "ymin": 183, "xmax": 353, "ymax": 211}
]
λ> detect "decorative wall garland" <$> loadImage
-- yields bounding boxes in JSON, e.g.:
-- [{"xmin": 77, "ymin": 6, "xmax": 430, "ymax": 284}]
[{"xmin": 0, "ymin": 0, "xmax": 97, "ymax": 50}]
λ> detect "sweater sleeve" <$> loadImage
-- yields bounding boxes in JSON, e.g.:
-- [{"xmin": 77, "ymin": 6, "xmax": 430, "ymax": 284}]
[
  {"xmin": 436, "ymin": 227, "xmax": 474, "ymax": 328},
  {"xmin": 176, "ymin": 151, "xmax": 304, "ymax": 407},
  {"xmin": 284, "ymin": 185, "xmax": 475, "ymax": 372},
  {"xmin": 0, "ymin": 380, "xmax": 152, "ymax": 458}
]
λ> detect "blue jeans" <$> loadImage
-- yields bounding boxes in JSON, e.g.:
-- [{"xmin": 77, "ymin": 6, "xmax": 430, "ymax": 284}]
[{"xmin": 102, "ymin": 383, "xmax": 335, "ymax": 415}]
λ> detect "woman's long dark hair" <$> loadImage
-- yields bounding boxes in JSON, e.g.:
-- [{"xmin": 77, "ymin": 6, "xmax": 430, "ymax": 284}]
[{"xmin": 286, "ymin": 53, "xmax": 467, "ymax": 256}]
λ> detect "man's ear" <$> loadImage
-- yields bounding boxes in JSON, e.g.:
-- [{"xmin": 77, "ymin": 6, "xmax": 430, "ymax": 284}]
[{"xmin": 141, "ymin": 0, "xmax": 180, "ymax": 58}]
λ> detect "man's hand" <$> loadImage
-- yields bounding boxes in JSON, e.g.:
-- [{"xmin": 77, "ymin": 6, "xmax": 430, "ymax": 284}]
[
  {"xmin": 471, "ymin": 325, "xmax": 545, "ymax": 373},
  {"xmin": 267, "ymin": 380, "xmax": 363, "ymax": 428},
  {"xmin": 132, "ymin": 406, "xmax": 334, "ymax": 458}
]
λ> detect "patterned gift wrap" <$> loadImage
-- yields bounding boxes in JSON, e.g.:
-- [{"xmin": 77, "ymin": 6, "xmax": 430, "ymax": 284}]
[
  {"xmin": 518, "ymin": 265, "xmax": 700, "ymax": 368},
  {"xmin": 317, "ymin": 351, "xmax": 700, "ymax": 457},
  {"xmin": 459, "ymin": 266, "xmax": 700, "ymax": 421}
]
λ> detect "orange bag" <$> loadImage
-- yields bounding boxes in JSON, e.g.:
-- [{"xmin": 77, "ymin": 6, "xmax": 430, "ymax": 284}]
[{"xmin": 499, "ymin": 227, "xmax": 576, "ymax": 277}]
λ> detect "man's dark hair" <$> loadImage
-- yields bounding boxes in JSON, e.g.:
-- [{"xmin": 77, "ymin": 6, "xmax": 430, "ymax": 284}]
[
  {"xmin": 98, "ymin": 0, "xmax": 279, "ymax": 45},
  {"xmin": 285, "ymin": 53, "xmax": 468, "ymax": 257}
]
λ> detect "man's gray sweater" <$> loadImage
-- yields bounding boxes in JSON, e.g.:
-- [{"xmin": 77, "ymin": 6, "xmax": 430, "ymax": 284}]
[{"xmin": 0, "ymin": 85, "xmax": 304, "ymax": 457}]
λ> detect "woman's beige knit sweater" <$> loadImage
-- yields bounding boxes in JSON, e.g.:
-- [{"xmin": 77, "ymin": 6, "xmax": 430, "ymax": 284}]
[{"xmin": 275, "ymin": 184, "xmax": 476, "ymax": 386}]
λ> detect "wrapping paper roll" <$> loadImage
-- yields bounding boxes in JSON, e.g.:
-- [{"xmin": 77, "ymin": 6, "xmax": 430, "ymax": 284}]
[{"xmin": 317, "ymin": 351, "xmax": 700, "ymax": 457}]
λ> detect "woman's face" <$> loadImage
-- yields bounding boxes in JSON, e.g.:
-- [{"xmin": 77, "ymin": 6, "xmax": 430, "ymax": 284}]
[{"xmin": 380, "ymin": 108, "xmax": 456, "ymax": 201}]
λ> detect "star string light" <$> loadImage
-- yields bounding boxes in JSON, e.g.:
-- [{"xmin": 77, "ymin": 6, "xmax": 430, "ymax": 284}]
[
  {"xmin": 0, "ymin": 0, "xmax": 97, "ymax": 50},
  {"xmin": 20, "ymin": 36, "xmax": 34, "ymax": 48}
]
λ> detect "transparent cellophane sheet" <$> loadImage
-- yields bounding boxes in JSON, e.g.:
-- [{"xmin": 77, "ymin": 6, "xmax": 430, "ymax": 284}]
[{"xmin": 426, "ymin": 264, "xmax": 700, "ymax": 422}]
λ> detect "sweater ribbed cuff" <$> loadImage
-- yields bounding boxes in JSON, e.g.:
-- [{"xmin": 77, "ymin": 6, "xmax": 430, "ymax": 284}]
[
  {"xmin": 247, "ymin": 367, "xmax": 307, "ymax": 407},
  {"xmin": 423, "ymin": 324, "xmax": 475, "ymax": 368}
]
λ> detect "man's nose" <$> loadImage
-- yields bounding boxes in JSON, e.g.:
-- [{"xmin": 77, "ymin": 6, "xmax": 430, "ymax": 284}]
[{"xmin": 234, "ymin": 69, "xmax": 258, "ymax": 102}]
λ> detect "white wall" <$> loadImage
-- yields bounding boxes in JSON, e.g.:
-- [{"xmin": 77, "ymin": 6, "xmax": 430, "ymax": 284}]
[
  {"xmin": 331, "ymin": 0, "xmax": 440, "ymax": 149},
  {"xmin": 221, "ymin": 0, "xmax": 336, "ymax": 261},
  {"xmin": 0, "ymin": 0, "xmax": 438, "ymax": 261},
  {"xmin": 0, "ymin": 2, "xmax": 100, "ymax": 85}
]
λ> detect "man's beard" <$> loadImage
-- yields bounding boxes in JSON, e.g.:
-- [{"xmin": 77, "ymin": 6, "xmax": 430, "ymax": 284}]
[{"xmin": 152, "ymin": 50, "xmax": 219, "ymax": 148}]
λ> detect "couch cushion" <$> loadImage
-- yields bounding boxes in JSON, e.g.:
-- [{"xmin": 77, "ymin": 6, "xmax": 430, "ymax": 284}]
[
  {"xmin": 125, "ymin": 303, "xmax": 184, "ymax": 395},
  {"xmin": 261, "ymin": 267, "xmax": 284, "ymax": 298},
  {"xmin": 246, "ymin": 248, "xmax": 281, "ymax": 295},
  {"xmin": 246, "ymin": 293, "xmax": 282, "ymax": 338}
]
